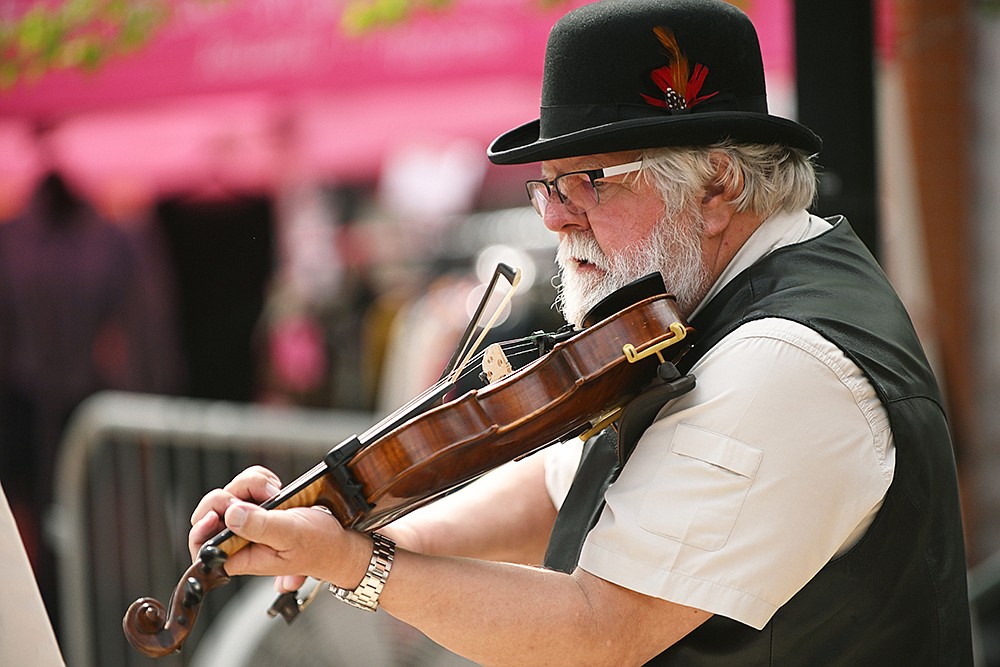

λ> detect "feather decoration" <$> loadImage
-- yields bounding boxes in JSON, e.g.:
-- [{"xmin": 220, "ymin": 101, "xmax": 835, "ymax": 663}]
[
  {"xmin": 653, "ymin": 26, "xmax": 688, "ymax": 100},
  {"xmin": 642, "ymin": 26, "xmax": 719, "ymax": 111}
]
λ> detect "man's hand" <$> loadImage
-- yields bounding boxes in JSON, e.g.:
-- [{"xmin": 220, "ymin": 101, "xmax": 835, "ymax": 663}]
[
  {"xmin": 188, "ymin": 465, "xmax": 281, "ymax": 560},
  {"xmin": 187, "ymin": 465, "xmax": 371, "ymax": 592}
]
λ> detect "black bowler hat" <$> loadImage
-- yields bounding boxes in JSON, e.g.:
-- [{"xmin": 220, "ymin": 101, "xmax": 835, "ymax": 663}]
[{"xmin": 488, "ymin": 0, "xmax": 821, "ymax": 165}]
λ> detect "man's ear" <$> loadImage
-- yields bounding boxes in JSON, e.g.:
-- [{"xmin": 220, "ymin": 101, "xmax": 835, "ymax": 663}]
[
  {"xmin": 701, "ymin": 181, "xmax": 725, "ymax": 204},
  {"xmin": 700, "ymin": 155, "xmax": 742, "ymax": 238}
]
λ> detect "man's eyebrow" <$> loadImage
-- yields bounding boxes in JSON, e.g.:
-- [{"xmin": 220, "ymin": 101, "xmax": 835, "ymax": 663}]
[{"xmin": 540, "ymin": 160, "xmax": 605, "ymax": 179}]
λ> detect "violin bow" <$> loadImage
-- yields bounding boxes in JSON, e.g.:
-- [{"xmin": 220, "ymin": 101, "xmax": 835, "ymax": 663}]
[{"xmin": 269, "ymin": 263, "xmax": 522, "ymax": 620}]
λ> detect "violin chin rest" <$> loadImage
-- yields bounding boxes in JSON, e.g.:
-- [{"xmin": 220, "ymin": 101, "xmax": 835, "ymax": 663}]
[{"xmin": 582, "ymin": 273, "xmax": 667, "ymax": 327}]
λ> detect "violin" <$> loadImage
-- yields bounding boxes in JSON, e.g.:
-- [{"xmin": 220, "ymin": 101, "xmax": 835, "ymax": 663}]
[{"xmin": 122, "ymin": 268, "xmax": 694, "ymax": 658}]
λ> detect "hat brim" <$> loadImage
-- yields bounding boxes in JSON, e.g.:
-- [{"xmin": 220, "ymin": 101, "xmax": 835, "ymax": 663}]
[{"xmin": 487, "ymin": 112, "xmax": 822, "ymax": 165}]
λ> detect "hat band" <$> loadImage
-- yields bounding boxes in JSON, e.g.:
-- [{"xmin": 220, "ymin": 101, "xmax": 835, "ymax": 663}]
[{"xmin": 538, "ymin": 93, "xmax": 767, "ymax": 140}]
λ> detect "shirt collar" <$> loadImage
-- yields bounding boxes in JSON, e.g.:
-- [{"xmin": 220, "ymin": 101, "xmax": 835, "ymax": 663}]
[{"xmin": 689, "ymin": 209, "xmax": 831, "ymax": 319}]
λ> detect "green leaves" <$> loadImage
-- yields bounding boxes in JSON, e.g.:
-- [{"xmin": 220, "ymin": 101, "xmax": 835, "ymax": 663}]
[
  {"xmin": 340, "ymin": 0, "xmax": 454, "ymax": 36},
  {"xmin": 0, "ymin": 0, "xmax": 573, "ymax": 88},
  {"xmin": 0, "ymin": 0, "xmax": 171, "ymax": 88}
]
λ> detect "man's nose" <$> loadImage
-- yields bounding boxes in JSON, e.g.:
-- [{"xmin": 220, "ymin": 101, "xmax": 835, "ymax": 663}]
[{"xmin": 541, "ymin": 199, "xmax": 590, "ymax": 233}]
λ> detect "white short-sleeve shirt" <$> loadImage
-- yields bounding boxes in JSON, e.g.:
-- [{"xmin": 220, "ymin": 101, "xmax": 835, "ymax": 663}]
[{"xmin": 543, "ymin": 211, "xmax": 895, "ymax": 630}]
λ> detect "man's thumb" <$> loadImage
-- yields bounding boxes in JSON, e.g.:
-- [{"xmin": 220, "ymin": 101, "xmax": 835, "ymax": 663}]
[{"xmin": 226, "ymin": 502, "xmax": 255, "ymax": 534}]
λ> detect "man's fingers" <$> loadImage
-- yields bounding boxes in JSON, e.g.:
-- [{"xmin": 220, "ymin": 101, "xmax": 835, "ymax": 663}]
[
  {"xmin": 223, "ymin": 466, "xmax": 283, "ymax": 504},
  {"xmin": 274, "ymin": 575, "xmax": 307, "ymax": 593},
  {"xmin": 220, "ymin": 503, "xmax": 339, "ymax": 577},
  {"xmin": 189, "ymin": 488, "xmax": 237, "ymax": 527},
  {"xmin": 187, "ymin": 467, "xmax": 284, "ymax": 564},
  {"xmin": 224, "ymin": 501, "xmax": 285, "ymax": 550},
  {"xmin": 224, "ymin": 501, "xmax": 319, "ymax": 549},
  {"xmin": 188, "ymin": 510, "xmax": 222, "ymax": 561},
  {"xmin": 189, "ymin": 467, "xmax": 282, "ymax": 527}
]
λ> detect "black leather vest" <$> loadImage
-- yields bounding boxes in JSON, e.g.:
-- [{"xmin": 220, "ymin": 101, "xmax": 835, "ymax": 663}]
[{"xmin": 544, "ymin": 218, "xmax": 972, "ymax": 665}]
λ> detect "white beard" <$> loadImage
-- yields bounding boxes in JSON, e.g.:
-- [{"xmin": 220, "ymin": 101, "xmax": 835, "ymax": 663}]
[{"xmin": 554, "ymin": 212, "xmax": 710, "ymax": 328}]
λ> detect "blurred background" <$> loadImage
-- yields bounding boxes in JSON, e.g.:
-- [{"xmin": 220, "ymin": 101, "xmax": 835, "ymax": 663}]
[{"xmin": 1, "ymin": 0, "xmax": 999, "ymax": 665}]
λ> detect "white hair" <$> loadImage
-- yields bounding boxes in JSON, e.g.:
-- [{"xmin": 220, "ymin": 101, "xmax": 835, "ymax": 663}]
[{"xmin": 639, "ymin": 141, "xmax": 818, "ymax": 219}]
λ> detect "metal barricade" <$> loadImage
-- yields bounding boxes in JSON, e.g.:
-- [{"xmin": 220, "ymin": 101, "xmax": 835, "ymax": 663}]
[{"xmin": 52, "ymin": 391, "xmax": 374, "ymax": 667}]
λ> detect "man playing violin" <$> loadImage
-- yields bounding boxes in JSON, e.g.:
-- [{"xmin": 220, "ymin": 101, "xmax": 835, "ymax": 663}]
[{"xmin": 188, "ymin": 1, "xmax": 972, "ymax": 664}]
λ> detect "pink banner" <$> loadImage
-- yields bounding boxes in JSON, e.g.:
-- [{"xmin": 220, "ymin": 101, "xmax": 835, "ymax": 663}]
[
  {"xmin": 0, "ymin": 0, "xmax": 573, "ymax": 116},
  {"xmin": 0, "ymin": 0, "xmax": 796, "ymax": 214},
  {"xmin": 0, "ymin": 0, "xmax": 583, "ymax": 210}
]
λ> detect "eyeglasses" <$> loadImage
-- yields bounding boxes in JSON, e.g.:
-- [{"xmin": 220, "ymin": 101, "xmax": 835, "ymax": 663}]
[{"xmin": 525, "ymin": 160, "xmax": 643, "ymax": 217}]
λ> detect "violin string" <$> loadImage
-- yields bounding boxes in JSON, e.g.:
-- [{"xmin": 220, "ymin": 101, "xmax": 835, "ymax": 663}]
[
  {"xmin": 439, "ymin": 263, "xmax": 519, "ymax": 383},
  {"xmin": 349, "ymin": 285, "xmax": 564, "ymax": 449},
  {"xmin": 453, "ymin": 339, "xmax": 543, "ymax": 385},
  {"xmin": 447, "ymin": 269, "xmax": 522, "ymax": 386},
  {"xmin": 347, "ymin": 338, "xmax": 546, "ymax": 452},
  {"xmin": 282, "ymin": 339, "xmax": 534, "ymax": 500},
  {"xmin": 359, "ymin": 378, "xmax": 453, "ymax": 443},
  {"xmin": 462, "ymin": 332, "xmax": 574, "ymax": 382}
]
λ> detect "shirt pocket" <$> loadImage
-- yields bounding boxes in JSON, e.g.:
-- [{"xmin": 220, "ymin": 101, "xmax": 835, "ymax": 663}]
[{"xmin": 637, "ymin": 423, "xmax": 762, "ymax": 551}]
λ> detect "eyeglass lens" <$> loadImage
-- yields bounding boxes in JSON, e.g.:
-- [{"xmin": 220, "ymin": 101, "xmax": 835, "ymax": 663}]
[{"xmin": 526, "ymin": 172, "xmax": 600, "ymax": 217}]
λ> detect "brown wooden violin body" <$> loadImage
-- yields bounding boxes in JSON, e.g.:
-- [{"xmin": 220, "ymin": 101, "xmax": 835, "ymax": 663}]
[
  {"xmin": 343, "ymin": 292, "xmax": 691, "ymax": 531},
  {"xmin": 123, "ymin": 288, "xmax": 693, "ymax": 658}
]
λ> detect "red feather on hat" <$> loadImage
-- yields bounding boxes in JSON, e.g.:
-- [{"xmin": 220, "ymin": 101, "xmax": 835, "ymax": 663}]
[{"xmin": 642, "ymin": 27, "xmax": 719, "ymax": 110}]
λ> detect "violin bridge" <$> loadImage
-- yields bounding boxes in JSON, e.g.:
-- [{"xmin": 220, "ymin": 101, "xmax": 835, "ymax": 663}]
[{"xmin": 481, "ymin": 343, "xmax": 514, "ymax": 384}]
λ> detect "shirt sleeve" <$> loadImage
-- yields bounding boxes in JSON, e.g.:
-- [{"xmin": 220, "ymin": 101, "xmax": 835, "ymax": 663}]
[
  {"xmin": 578, "ymin": 318, "xmax": 895, "ymax": 630},
  {"xmin": 544, "ymin": 439, "xmax": 584, "ymax": 511}
]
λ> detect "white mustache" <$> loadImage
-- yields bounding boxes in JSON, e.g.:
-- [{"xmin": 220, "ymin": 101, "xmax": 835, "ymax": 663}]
[{"xmin": 556, "ymin": 233, "xmax": 609, "ymax": 271}]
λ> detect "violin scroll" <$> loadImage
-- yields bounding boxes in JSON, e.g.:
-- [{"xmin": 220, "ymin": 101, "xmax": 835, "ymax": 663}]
[{"xmin": 123, "ymin": 557, "xmax": 231, "ymax": 657}]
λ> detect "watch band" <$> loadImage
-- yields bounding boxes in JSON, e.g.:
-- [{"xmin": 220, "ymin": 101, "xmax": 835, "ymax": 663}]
[{"xmin": 329, "ymin": 532, "xmax": 395, "ymax": 612}]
